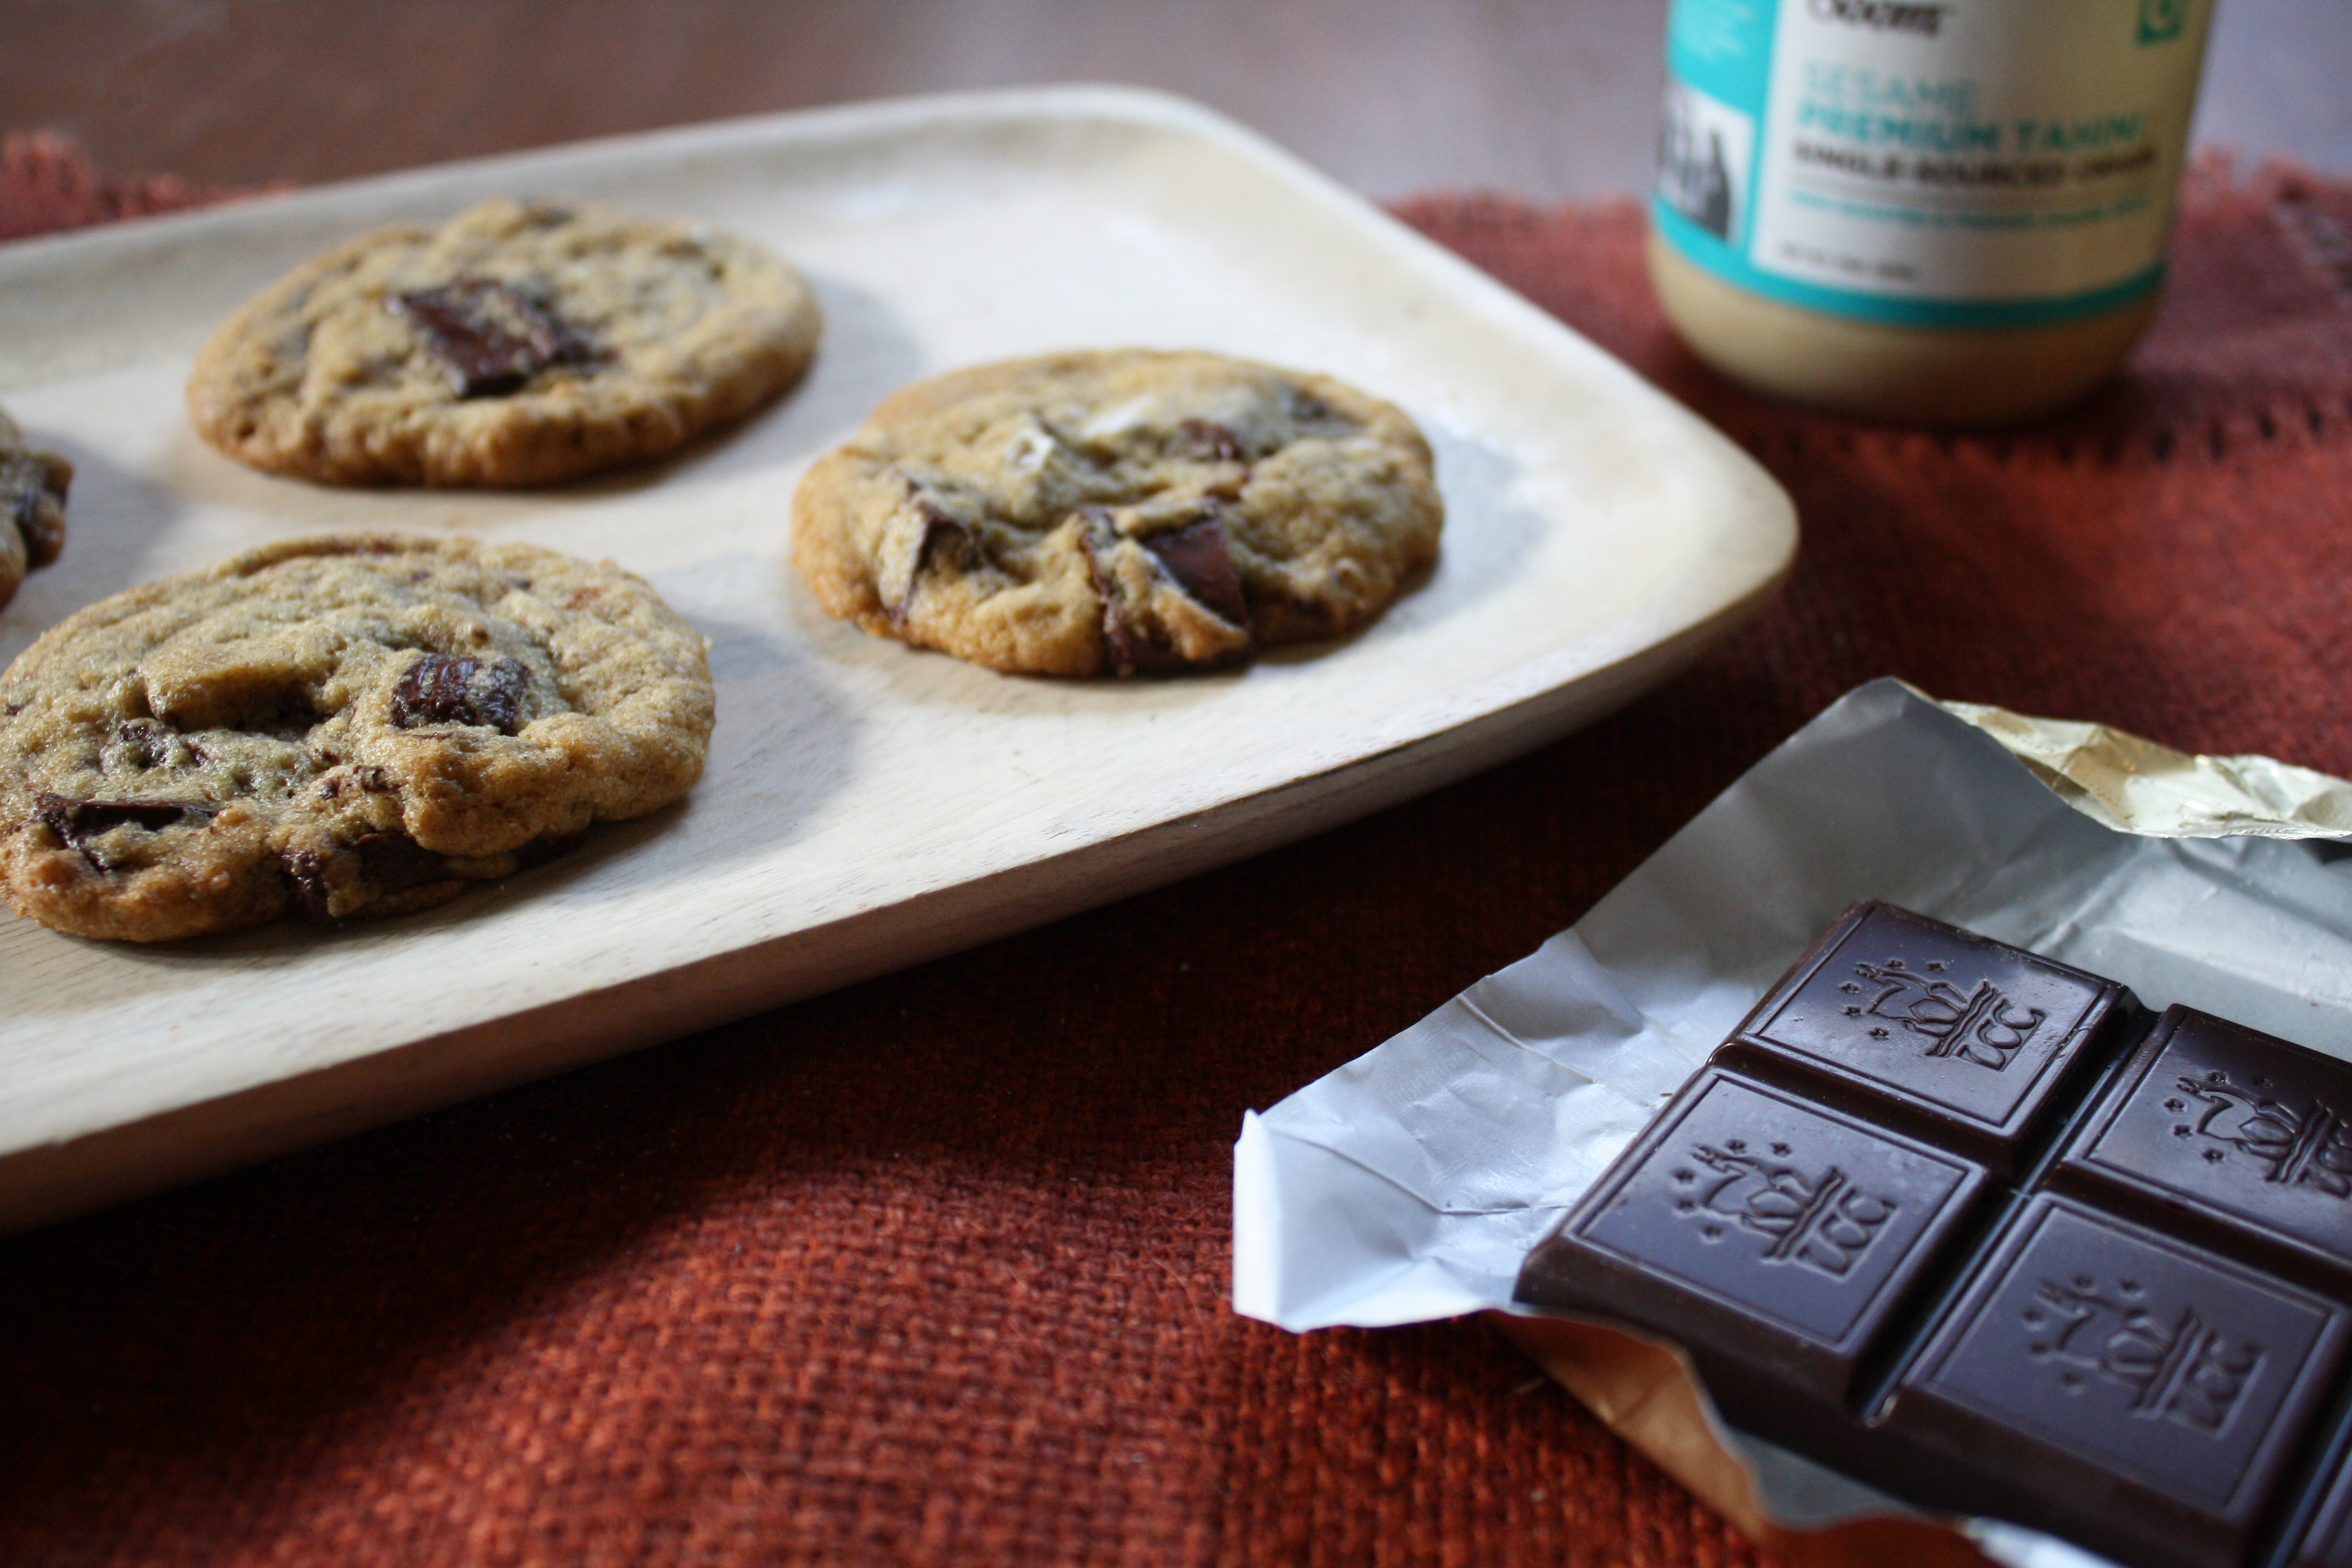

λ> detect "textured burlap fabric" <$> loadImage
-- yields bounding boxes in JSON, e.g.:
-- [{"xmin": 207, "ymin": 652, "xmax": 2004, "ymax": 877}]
[
  {"xmin": 1, "ymin": 142, "xmax": 2348, "ymax": 1566},
  {"xmin": 0, "ymin": 132, "xmax": 255, "ymax": 240}
]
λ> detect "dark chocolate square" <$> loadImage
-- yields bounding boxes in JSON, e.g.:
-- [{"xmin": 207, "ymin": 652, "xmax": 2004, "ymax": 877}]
[
  {"xmin": 2050, "ymin": 1006, "xmax": 2352, "ymax": 1289},
  {"xmin": 1517, "ymin": 1067, "xmax": 1991, "ymax": 1415},
  {"xmin": 1720, "ymin": 901, "xmax": 2137, "ymax": 1176},
  {"xmin": 1883, "ymin": 1195, "xmax": 2352, "ymax": 1568}
]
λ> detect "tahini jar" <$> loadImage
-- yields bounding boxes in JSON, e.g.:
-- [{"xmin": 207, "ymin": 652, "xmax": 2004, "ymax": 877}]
[{"xmin": 1651, "ymin": 0, "xmax": 2213, "ymax": 423}]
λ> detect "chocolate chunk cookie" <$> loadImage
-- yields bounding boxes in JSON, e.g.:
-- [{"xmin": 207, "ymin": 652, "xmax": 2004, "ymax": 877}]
[
  {"xmin": 0, "ymin": 408, "xmax": 71, "ymax": 610},
  {"xmin": 186, "ymin": 198, "xmax": 822, "ymax": 487},
  {"xmin": 0, "ymin": 534, "xmax": 713, "ymax": 941},
  {"xmin": 789, "ymin": 350, "xmax": 1443, "ymax": 676}
]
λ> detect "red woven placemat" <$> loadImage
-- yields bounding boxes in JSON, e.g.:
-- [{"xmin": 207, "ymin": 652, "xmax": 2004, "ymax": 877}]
[
  {"xmin": 0, "ymin": 131, "xmax": 256, "ymax": 240},
  {"xmin": 0, "ymin": 141, "xmax": 2348, "ymax": 1568}
]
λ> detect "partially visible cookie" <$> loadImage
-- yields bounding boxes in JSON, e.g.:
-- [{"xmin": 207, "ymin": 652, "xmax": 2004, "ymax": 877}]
[
  {"xmin": 0, "ymin": 408, "xmax": 71, "ymax": 610},
  {"xmin": 0, "ymin": 534, "xmax": 713, "ymax": 941},
  {"xmin": 790, "ymin": 349, "xmax": 1443, "ymax": 676},
  {"xmin": 187, "ymin": 198, "xmax": 823, "ymax": 487}
]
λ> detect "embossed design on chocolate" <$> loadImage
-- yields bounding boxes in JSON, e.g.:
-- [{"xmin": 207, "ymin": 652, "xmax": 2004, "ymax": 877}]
[
  {"xmin": 1674, "ymin": 1142, "xmax": 1896, "ymax": 1276},
  {"xmin": 390, "ymin": 277, "xmax": 597, "ymax": 399},
  {"xmin": 1728, "ymin": 901, "xmax": 2135, "ymax": 1174},
  {"xmin": 2023, "ymin": 1275, "xmax": 2264, "ymax": 1431},
  {"xmin": 2169, "ymin": 1074, "xmax": 2352, "ymax": 1198},
  {"xmin": 1884, "ymin": 1194, "xmax": 2349, "ymax": 1566},
  {"xmin": 2054, "ymin": 1006, "xmax": 2352, "ymax": 1292},
  {"xmin": 1524, "ymin": 1066, "xmax": 1990, "ymax": 1419},
  {"xmin": 1849, "ymin": 956, "xmax": 2047, "ymax": 1068}
]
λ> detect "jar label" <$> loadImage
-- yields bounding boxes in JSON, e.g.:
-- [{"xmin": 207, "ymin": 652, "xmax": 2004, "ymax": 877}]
[{"xmin": 1658, "ymin": 0, "xmax": 2211, "ymax": 327}]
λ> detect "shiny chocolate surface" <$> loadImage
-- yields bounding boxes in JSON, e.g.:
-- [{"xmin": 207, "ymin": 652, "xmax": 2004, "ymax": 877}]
[
  {"xmin": 2053, "ymin": 1005, "xmax": 2352, "ymax": 1289},
  {"xmin": 1515, "ymin": 903, "xmax": 2352, "ymax": 1568}
]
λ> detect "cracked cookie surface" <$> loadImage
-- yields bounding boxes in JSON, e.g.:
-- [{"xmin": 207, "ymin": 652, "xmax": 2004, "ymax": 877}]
[
  {"xmin": 187, "ymin": 197, "xmax": 822, "ymax": 487},
  {"xmin": 0, "ymin": 408, "xmax": 71, "ymax": 612},
  {"xmin": 789, "ymin": 350, "xmax": 1442, "ymax": 676},
  {"xmin": 0, "ymin": 533, "xmax": 713, "ymax": 941}
]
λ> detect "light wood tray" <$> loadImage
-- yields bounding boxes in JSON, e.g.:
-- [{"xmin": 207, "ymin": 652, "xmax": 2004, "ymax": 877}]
[{"xmin": 0, "ymin": 87, "xmax": 1795, "ymax": 1232}]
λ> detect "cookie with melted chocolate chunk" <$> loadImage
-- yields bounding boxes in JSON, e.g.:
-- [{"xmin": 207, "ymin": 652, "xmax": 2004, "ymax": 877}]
[
  {"xmin": 0, "ymin": 534, "xmax": 713, "ymax": 941},
  {"xmin": 0, "ymin": 407, "xmax": 71, "ymax": 612},
  {"xmin": 186, "ymin": 198, "xmax": 822, "ymax": 486},
  {"xmin": 789, "ymin": 350, "xmax": 1443, "ymax": 676}
]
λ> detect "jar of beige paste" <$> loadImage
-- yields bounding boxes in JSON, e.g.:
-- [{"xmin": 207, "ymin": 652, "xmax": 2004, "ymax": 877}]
[{"xmin": 1651, "ymin": 0, "xmax": 2213, "ymax": 424}]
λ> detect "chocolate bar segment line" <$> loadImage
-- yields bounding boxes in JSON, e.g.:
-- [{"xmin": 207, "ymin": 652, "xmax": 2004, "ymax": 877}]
[{"xmin": 2281, "ymin": 1395, "xmax": 2352, "ymax": 1568}]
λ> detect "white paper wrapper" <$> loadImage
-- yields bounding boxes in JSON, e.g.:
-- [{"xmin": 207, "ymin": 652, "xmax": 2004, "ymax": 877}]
[{"xmin": 1232, "ymin": 678, "xmax": 2352, "ymax": 1565}]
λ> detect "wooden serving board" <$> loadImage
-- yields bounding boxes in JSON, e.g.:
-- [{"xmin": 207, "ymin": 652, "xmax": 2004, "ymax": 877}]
[{"xmin": 0, "ymin": 86, "xmax": 1795, "ymax": 1233}]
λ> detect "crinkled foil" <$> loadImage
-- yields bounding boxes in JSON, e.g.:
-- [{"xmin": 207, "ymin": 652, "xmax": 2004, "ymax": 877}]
[
  {"xmin": 1940, "ymin": 694, "xmax": 2352, "ymax": 840},
  {"xmin": 1233, "ymin": 679, "xmax": 2352, "ymax": 1568}
]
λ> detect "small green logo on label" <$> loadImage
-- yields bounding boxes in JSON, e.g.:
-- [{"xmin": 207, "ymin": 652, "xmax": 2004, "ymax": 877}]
[{"xmin": 2138, "ymin": 0, "xmax": 2187, "ymax": 42}]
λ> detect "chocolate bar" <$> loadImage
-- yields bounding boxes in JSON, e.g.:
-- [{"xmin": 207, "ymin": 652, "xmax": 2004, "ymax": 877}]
[{"xmin": 1515, "ymin": 901, "xmax": 2352, "ymax": 1568}]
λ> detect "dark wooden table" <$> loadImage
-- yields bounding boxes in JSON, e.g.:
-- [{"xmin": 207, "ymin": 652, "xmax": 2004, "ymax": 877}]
[
  {"xmin": 5, "ymin": 7, "xmax": 2351, "ymax": 1568},
  {"xmin": 3, "ymin": 0, "xmax": 2345, "ymax": 201}
]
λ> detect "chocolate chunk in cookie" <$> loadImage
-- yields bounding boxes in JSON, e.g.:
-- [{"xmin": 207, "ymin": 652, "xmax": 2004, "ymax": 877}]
[
  {"xmin": 1079, "ymin": 507, "xmax": 1253, "ymax": 676},
  {"xmin": 0, "ymin": 408, "xmax": 71, "ymax": 612},
  {"xmin": 789, "ymin": 350, "xmax": 1442, "ymax": 677},
  {"xmin": 34, "ymin": 795, "xmax": 217, "ymax": 871},
  {"xmin": 1140, "ymin": 514, "xmax": 1249, "ymax": 626},
  {"xmin": 389, "ymin": 653, "xmax": 529, "ymax": 734},
  {"xmin": 186, "ymin": 198, "xmax": 823, "ymax": 487},
  {"xmin": 390, "ymin": 277, "xmax": 598, "ymax": 397},
  {"xmin": 0, "ymin": 534, "xmax": 714, "ymax": 941}
]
